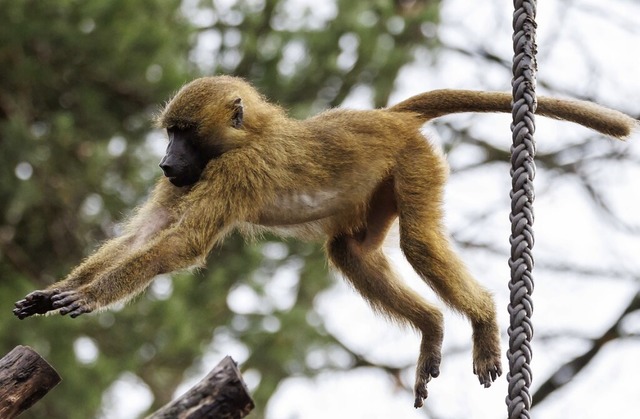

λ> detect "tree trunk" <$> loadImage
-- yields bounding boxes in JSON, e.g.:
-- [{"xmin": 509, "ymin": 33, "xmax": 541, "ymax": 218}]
[
  {"xmin": 148, "ymin": 356, "xmax": 254, "ymax": 419},
  {"xmin": 0, "ymin": 345, "xmax": 62, "ymax": 419}
]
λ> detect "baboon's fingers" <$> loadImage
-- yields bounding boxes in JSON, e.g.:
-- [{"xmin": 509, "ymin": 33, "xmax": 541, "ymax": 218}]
[
  {"xmin": 50, "ymin": 290, "xmax": 76, "ymax": 305},
  {"xmin": 13, "ymin": 301, "xmax": 39, "ymax": 318},
  {"xmin": 57, "ymin": 300, "xmax": 82, "ymax": 315},
  {"xmin": 51, "ymin": 290, "xmax": 93, "ymax": 317},
  {"xmin": 24, "ymin": 290, "xmax": 48, "ymax": 301},
  {"xmin": 13, "ymin": 289, "xmax": 59, "ymax": 318},
  {"xmin": 13, "ymin": 305, "xmax": 35, "ymax": 319},
  {"xmin": 69, "ymin": 305, "xmax": 92, "ymax": 318}
]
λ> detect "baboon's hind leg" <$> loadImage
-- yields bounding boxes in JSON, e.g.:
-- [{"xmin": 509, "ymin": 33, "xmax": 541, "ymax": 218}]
[
  {"xmin": 395, "ymin": 141, "xmax": 502, "ymax": 387},
  {"xmin": 327, "ymin": 179, "xmax": 445, "ymax": 408}
]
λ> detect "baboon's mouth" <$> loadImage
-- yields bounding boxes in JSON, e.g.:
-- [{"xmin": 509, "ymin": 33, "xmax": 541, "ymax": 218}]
[{"xmin": 167, "ymin": 174, "xmax": 199, "ymax": 187}]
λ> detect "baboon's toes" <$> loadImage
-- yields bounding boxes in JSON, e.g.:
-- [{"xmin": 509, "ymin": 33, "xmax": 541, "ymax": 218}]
[
  {"xmin": 414, "ymin": 355, "xmax": 441, "ymax": 408},
  {"xmin": 474, "ymin": 357, "xmax": 502, "ymax": 388}
]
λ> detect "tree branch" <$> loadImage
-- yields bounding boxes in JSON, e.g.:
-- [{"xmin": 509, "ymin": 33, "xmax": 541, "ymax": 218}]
[
  {"xmin": 147, "ymin": 356, "xmax": 254, "ymax": 419},
  {"xmin": 532, "ymin": 291, "xmax": 640, "ymax": 406},
  {"xmin": 0, "ymin": 346, "xmax": 61, "ymax": 419}
]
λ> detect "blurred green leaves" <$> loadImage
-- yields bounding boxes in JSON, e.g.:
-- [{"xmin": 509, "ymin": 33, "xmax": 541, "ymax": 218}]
[{"xmin": 0, "ymin": 0, "xmax": 440, "ymax": 417}]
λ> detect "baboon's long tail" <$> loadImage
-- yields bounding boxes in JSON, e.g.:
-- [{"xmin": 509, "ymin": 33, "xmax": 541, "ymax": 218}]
[{"xmin": 388, "ymin": 89, "xmax": 637, "ymax": 140}]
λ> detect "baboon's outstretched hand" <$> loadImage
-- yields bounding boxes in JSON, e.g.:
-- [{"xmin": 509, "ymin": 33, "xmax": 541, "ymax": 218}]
[{"xmin": 14, "ymin": 289, "xmax": 61, "ymax": 319}]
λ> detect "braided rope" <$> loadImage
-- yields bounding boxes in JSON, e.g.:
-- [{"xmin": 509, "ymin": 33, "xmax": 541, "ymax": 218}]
[{"xmin": 507, "ymin": 0, "xmax": 537, "ymax": 418}]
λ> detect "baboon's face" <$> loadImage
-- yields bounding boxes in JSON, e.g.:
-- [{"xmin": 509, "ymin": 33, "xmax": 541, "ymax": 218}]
[
  {"xmin": 159, "ymin": 126, "xmax": 209, "ymax": 187},
  {"xmin": 157, "ymin": 79, "xmax": 246, "ymax": 187}
]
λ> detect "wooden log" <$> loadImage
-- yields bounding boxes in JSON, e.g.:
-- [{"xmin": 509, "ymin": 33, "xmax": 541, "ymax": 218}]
[
  {"xmin": 0, "ymin": 345, "xmax": 62, "ymax": 419},
  {"xmin": 148, "ymin": 356, "xmax": 254, "ymax": 419}
]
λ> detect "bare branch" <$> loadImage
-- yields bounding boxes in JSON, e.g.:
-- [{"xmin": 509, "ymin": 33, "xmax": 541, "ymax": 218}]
[{"xmin": 532, "ymin": 291, "xmax": 640, "ymax": 406}]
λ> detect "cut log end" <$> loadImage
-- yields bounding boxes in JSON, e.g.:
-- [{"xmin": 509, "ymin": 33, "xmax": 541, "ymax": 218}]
[{"xmin": 0, "ymin": 345, "xmax": 62, "ymax": 419}]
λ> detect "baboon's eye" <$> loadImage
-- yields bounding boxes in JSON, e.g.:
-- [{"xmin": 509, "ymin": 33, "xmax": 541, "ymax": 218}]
[{"xmin": 167, "ymin": 124, "xmax": 196, "ymax": 136}]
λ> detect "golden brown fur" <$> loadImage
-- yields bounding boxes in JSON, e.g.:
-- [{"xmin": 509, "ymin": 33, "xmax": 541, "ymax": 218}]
[{"xmin": 14, "ymin": 75, "xmax": 637, "ymax": 407}]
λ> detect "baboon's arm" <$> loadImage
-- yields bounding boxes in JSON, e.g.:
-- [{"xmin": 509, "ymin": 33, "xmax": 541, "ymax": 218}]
[
  {"xmin": 16, "ymin": 153, "xmax": 261, "ymax": 317},
  {"xmin": 49, "ymin": 155, "xmax": 258, "ymax": 316}
]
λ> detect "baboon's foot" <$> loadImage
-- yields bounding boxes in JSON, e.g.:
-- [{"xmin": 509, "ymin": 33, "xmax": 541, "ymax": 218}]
[
  {"xmin": 473, "ymin": 353, "xmax": 502, "ymax": 387},
  {"xmin": 414, "ymin": 339, "xmax": 442, "ymax": 408},
  {"xmin": 472, "ymin": 321, "xmax": 502, "ymax": 387}
]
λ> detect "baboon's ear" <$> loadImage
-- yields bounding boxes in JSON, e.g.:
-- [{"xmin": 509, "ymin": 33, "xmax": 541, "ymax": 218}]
[{"xmin": 231, "ymin": 97, "xmax": 243, "ymax": 128}]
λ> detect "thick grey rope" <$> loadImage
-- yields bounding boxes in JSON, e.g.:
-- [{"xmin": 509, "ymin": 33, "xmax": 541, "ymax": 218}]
[{"xmin": 507, "ymin": 0, "xmax": 537, "ymax": 418}]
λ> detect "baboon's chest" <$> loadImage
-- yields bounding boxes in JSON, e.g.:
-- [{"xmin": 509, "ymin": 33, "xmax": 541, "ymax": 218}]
[{"xmin": 256, "ymin": 189, "xmax": 346, "ymax": 226}]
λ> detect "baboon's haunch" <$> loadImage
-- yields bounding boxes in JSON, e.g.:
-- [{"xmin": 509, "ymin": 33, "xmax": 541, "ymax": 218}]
[{"xmin": 14, "ymin": 76, "xmax": 637, "ymax": 407}]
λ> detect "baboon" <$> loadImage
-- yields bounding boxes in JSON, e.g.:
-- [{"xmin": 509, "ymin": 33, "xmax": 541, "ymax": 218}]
[{"xmin": 14, "ymin": 76, "xmax": 637, "ymax": 407}]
